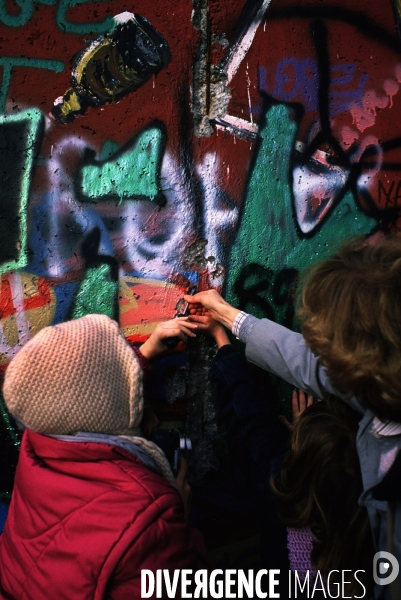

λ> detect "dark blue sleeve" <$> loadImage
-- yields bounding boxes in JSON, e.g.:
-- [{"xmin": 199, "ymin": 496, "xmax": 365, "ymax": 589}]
[
  {"xmin": 209, "ymin": 345, "xmax": 289, "ymax": 500},
  {"xmin": 209, "ymin": 345, "xmax": 290, "ymax": 575}
]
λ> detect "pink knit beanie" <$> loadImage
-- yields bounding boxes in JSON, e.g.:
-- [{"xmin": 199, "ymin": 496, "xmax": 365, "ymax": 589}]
[{"xmin": 2, "ymin": 314, "xmax": 143, "ymax": 435}]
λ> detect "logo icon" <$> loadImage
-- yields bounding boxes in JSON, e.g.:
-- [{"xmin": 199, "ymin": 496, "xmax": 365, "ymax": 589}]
[{"xmin": 373, "ymin": 551, "xmax": 399, "ymax": 585}]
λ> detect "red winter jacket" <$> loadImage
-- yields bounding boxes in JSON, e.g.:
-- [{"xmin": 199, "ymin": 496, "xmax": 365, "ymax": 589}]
[{"xmin": 0, "ymin": 429, "xmax": 208, "ymax": 599}]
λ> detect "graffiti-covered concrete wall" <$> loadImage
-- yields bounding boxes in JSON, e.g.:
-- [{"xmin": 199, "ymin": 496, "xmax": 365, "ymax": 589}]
[{"xmin": 1, "ymin": 0, "xmax": 401, "ymax": 493}]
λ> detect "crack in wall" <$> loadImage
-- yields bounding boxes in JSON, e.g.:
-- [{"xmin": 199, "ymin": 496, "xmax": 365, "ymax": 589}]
[{"xmin": 192, "ymin": 0, "xmax": 231, "ymax": 137}]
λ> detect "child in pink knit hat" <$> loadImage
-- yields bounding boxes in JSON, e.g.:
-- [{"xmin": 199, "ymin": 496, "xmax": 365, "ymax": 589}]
[{"xmin": 0, "ymin": 314, "xmax": 207, "ymax": 600}]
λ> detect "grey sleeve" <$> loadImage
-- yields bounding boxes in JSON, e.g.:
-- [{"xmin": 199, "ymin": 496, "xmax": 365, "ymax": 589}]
[{"xmin": 239, "ymin": 315, "xmax": 358, "ymax": 405}]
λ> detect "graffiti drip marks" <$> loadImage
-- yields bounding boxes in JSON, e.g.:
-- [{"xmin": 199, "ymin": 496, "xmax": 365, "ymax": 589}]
[
  {"xmin": 79, "ymin": 126, "xmax": 166, "ymax": 205},
  {"xmin": 52, "ymin": 12, "xmax": 171, "ymax": 124}
]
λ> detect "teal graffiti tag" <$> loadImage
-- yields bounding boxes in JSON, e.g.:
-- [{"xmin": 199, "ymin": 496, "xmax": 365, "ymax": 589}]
[
  {"xmin": 98, "ymin": 140, "xmax": 119, "ymax": 161},
  {"xmin": 70, "ymin": 264, "xmax": 119, "ymax": 320},
  {"xmin": 0, "ymin": 58, "xmax": 64, "ymax": 114},
  {"xmin": 79, "ymin": 126, "xmax": 166, "ymax": 205},
  {"xmin": 70, "ymin": 226, "xmax": 119, "ymax": 320},
  {"xmin": 225, "ymin": 103, "xmax": 376, "ymax": 412},
  {"xmin": 0, "ymin": 109, "xmax": 43, "ymax": 275},
  {"xmin": 0, "ymin": 0, "xmax": 56, "ymax": 28},
  {"xmin": 225, "ymin": 103, "xmax": 376, "ymax": 325},
  {"xmin": 56, "ymin": 0, "xmax": 113, "ymax": 34},
  {"xmin": 0, "ymin": 0, "xmax": 112, "ymax": 32}
]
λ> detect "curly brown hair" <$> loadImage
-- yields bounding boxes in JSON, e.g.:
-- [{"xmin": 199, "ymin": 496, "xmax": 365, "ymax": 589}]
[{"xmin": 298, "ymin": 235, "xmax": 401, "ymax": 422}]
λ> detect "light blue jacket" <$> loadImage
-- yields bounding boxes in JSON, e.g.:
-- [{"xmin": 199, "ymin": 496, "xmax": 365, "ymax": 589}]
[{"xmin": 239, "ymin": 315, "xmax": 401, "ymax": 600}]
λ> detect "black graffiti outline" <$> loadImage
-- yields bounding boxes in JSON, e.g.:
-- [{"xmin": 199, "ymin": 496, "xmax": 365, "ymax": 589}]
[
  {"xmin": 233, "ymin": 263, "xmax": 298, "ymax": 326},
  {"xmin": 252, "ymin": 5, "xmax": 401, "ymax": 233}
]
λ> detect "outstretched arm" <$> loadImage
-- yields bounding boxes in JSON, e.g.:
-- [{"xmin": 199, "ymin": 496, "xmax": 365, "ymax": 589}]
[
  {"xmin": 184, "ymin": 289, "xmax": 240, "ymax": 330},
  {"xmin": 186, "ymin": 290, "xmax": 361, "ymax": 410},
  {"xmin": 188, "ymin": 313, "xmax": 230, "ymax": 348},
  {"xmin": 185, "ymin": 290, "xmax": 325, "ymax": 395}
]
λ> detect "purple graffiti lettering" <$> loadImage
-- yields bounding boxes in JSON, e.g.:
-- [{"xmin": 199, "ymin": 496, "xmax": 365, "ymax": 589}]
[
  {"xmin": 264, "ymin": 58, "xmax": 368, "ymax": 117},
  {"xmin": 330, "ymin": 65, "xmax": 368, "ymax": 116},
  {"xmin": 258, "ymin": 65, "xmax": 268, "ymax": 92},
  {"xmin": 298, "ymin": 58, "xmax": 318, "ymax": 111},
  {"xmin": 270, "ymin": 57, "xmax": 318, "ymax": 110},
  {"xmin": 331, "ymin": 63, "xmax": 357, "ymax": 87},
  {"xmin": 272, "ymin": 58, "xmax": 301, "ymax": 101}
]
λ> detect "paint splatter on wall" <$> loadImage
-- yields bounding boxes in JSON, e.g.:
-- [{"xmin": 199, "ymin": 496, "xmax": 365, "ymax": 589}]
[{"xmin": 0, "ymin": 0, "xmax": 400, "ymax": 493}]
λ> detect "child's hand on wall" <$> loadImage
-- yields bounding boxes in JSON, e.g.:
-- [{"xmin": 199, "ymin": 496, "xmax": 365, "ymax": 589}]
[
  {"xmin": 292, "ymin": 389, "xmax": 315, "ymax": 422},
  {"xmin": 189, "ymin": 314, "xmax": 230, "ymax": 348},
  {"xmin": 279, "ymin": 389, "xmax": 315, "ymax": 430},
  {"xmin": 139, "ymin": 318, "xmax": 197, "ymax": 360}
]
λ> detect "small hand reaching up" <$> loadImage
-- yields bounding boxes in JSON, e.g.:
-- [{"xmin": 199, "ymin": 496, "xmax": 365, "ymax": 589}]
[
  {"xmin": 279, "ymin": 389, "xmax": 316, "ymax": 431},
  {"xmin": 140, "ymin": 318, "xmax": 198, "ymax": 360},
  {"xmin": 189, "ymin": 314, "xmax": 230, "ymax": 348},
  {"xmin": 183, "ymin": 289, "xmax": 240, "ymax": 330},
  {"xmin": 292, "ymin": 389, "xmax": 315, "ymax": 422}
]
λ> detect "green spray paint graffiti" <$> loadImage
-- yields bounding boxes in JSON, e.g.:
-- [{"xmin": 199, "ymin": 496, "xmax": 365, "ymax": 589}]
[
  {"xmin": 0, "ymin": 109, "xmax": 43, "ymax": 275},
  {"xmin": 70, "ymin": 264, "xmax": 118, "ymax": 320},
  {"xmin": 70, "ymin": 226, "xmax": 119, "ymax": 320},
  {"xmin": 79, "ymin": 126, "xmax": 166, "ymax": 205},
  {"xmin": 0, "ymin": 58, "xmax": 64, "ymax": 114},
  {"xmin": 56, "ymin": 0, "xmax": 113, "ymax": 34},
  {"xmin": 0, "ymin": 0, "xmax": 56, "ymax": 28},
  {"xmin": 0, "ymin": 0, "xmax": 399, "ymax": 500},
  {"xmin": 225, "ymin": 103, "xmax": 377, "ymax": 326},
  {"xmin": 71, "ymin": 125, "xmax": 169, "ymax": 322},
  {"xmin": 224, "ymin": 102, "xmax": 377, "ymax": 413},
  {"xmin": 0, "ymin": 0, "xmax": 113, "ymax": 33}
]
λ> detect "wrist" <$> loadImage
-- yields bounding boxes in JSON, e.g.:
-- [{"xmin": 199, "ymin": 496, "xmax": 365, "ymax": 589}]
[
  {"xmin": 213, "ymin": 326, "xmax": 230, "ymax": 349},
  {"xmin": 215, "ymin": 301, "xmax": 240, "ymax": 330},
  {"xmin": 139, "ymin": 339, "xmax": 157, "ymax": 360}
]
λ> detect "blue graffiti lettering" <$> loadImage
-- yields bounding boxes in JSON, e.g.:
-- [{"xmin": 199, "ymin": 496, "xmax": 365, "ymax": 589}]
[
  {"xmin": 330, "ymin": 65, "xmax": 368, "ymax": 115},
  {"xmin": 266, "ymin": 58, "xmax": 318, "ymax": 111},
  {"xmin": 258, "ymin": 65, "xmax": 268, "ymax": 93},
  {"xmin": 272, "ymin": 57, "xmax": 302, "ymax": 102},
  {"xmin": 260, "ymin": 58, "xmax": 368, "ymax": 115}
]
